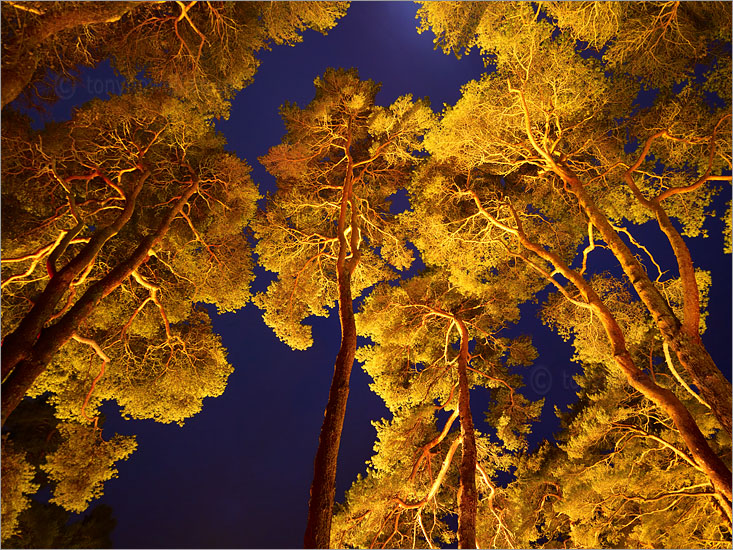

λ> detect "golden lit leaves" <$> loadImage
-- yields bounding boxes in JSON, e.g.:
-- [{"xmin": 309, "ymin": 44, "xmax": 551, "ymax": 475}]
[
  {"xmin": 544, "ymin": 1, "xmax": 732, "ymax": 88},
  {"xmin": 255, "ymin": 68, "xmax": 433, "ymax": 350},
  {"xmin": 260, "ymin": 2, "xmax": 349, "ymax": 46},
  {"xmin": 546, "ymin": 360, "xmax": 731, "ymax": 548},
  {"xmin": 337, "ymin": 296, "xmax": 542, "ymax": 546},
  {"xmin": 1, "ymin": 435, "xmax": 40, "ymax": 542},
  {"xmin": 41, "ymin": 423, "xmax": 136, "ymax": 514},
  {"xmin": 106, "ymin": 2, "xmax": 350, "ymax": 117},
  {"xmin": 423, "ymin": 44, "xmax": 614, "ymax": 176},
  {"xmin": 542, "ymin": 273, "xmax": 648, "ymax": 368},
  {"xmin": 30, "ymin": 310, "xmax": 233, "ymax": 426},
  {"xmin": 416, "ymin": 1, "xmax": 540, "ymax": 65},
  {"xmin": 724, "ymin": 202, "xmax": 732, "ymax": 255},
  {"xmin": 3, "ymin": 88, "xmax": 256, "ymax": 429}
]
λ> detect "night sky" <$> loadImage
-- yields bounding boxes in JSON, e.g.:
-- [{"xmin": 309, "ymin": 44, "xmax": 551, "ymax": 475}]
[{"xmin": 14, "ymin": 2, "xmax": 732, "ymax": 549}]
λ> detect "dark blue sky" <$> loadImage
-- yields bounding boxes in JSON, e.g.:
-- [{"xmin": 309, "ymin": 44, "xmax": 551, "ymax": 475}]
[{"xmin": 13, "ymin": 2, "xmax": 731, "ymax": 549}]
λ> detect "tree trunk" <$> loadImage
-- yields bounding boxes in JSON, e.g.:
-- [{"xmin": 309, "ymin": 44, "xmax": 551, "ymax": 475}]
[
  {"xmin": 304, "ymin": 134, "xmax": 360, "ymax": 548},
  {"xmin": 1, "ymin": 178, "xmax": 197, "ymax": 425},
  {"xmin": 456, "ymin": 319, "xmax": 477, "ymax": 550},
  {"xmin": 512, "ymin": 223, "xmax": 732, "ymax": 506},
  {"xmin": 563, "ymin": 172, "xmax": 732, "ymax": 436},
  {"xmin": 1, "ymin": 171, "xmax": 147, "ymax": 381},
  {"xmin": 2, "ymin": 1, "xmax": 139, "ymax": 108},
  {"xmin": 303, "ymin": 267, "xmax": 357, "ymax": 549}
]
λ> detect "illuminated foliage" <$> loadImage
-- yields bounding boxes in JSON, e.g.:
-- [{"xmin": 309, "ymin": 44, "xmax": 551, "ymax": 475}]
[
  {"xmin": 255, "ymin": 68, "xmax": 432, "ymax": 350},
  {"xmin": 41, "ymin": 422, "xmax": 136, "ymax": 514},
  {"xmin": 333, "ymin": 270, "xmax": 542, "ymax": 548},
  {"xmin": 499, "ymin": 358, "xmax": 731, "ymax": 549},
  {"xmin": 1, "ymin": 398, "xmax": 128, "ymax": 545},
  {"xmin": 543, "ymin": 1, "xmax": 732, "ymax": 89},
  {"xmin": 1, "ymin": 89, "xmax": 257, "ymax": 426},
  {"xmin": 1, "ymin": 435, "xmax": 39, "ymax": 542},
  {"xmin": 518, "ymin": 269, "xmax": 731, "ymax": 547},
  {"xmin": 1, "ymin": 1, "xmax": 349, "ymax": 116},
  {"xmin": 416, "ymin": 0, "xmax": 732, "ymax": 515},
  {"xmin": 1, "ymin": 3, "xmax": 730, "ymax": 549}
]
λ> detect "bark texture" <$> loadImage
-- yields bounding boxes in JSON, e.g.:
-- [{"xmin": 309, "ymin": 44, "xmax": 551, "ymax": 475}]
[
  {"xmin": 302, "ymin": 269, "xmax": 356, "ymax": 549},
  {"xmin": 456, "ymin": 319, "xmax": 477, "ymax": 550}
]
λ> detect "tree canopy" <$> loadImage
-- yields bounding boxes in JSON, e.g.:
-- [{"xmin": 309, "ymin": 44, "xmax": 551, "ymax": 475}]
[
  {"xmin": 1, "ymin": 1, "xmax": 730, "ymax": 548},
  {"xmin": 1, "ymin": 1, "xmax": 349, "ymax": 116}
]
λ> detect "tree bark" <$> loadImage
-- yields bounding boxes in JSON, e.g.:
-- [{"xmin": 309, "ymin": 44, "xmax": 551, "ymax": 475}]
[
  {"xmin": 2, "ymin": 1, "xmax": 140, "ymax": 108},
  {"xmin": 456, "ymin": 319, "xmax": 477, "ymax": 550},
  {"xmin": 302, "ymin": 265, "xmax": 357, "ymax": 549},
  {"xmin": 1, "ymin": 178, "xmax": 198, "ymax": 425}
]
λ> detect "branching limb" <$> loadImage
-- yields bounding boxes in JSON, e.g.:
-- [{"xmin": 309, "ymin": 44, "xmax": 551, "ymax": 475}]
[
  {"xmin": 131, "ymin": 269, "xmax": 171, "ymax": 340},
  {"xmin": 71, "ymin": 334, "xmax": 110, "ymax": 429},
  {"xmin": 608, "ymin": 221, "xmax": 664, "ymax": 282},
  {"xmin": 580, "ymin": 221, "xmax": 595, "ymax": 276},
  {"xmin": 416, "ymin": 510, "xmax": 433, "ymax": 549},
  {"xmin": 409, "ymin": 408, "xmax": 459, "ymax": 482},
  {"xmin": 395, "ymin": 436, "xmax": 462, "ymax": 510},
  {"xmin": 663, "ymin": 341, "xmax": 710, "ymax": 409},
  {"xmin": 612, "ymin": 422, "xmax": 703, "ymax": 472},
  {"xmin": 476, "ymin": 462, "xmax": 516, "ymax": 549}
]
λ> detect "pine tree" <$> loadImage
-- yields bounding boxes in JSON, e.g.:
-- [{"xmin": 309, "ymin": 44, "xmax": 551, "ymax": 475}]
[
  {"xmin": 254, "ymin": 67, "xmax": 433, "ymax": 547},
  {"xmin": 1, "ymin": 89, "xmax": 258, "ymax": 425},
  {"xmin": 332, "ymin": 270, "xmax": 542, "ymax": 549}
]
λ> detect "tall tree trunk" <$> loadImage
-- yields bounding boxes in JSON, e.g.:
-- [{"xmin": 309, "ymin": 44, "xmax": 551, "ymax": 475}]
[
  {"xmin": 302, "ymin": 266, "xmax": 356, "ymax": 549},
  {"xmin": 563, "ymin": 171, "xmax": 732, "ymax": 436},
  {"xmin": 2, "ymin": 1, "xmax": 139, "ymax": 108},
  {"xmin": 1, "ymin": 178, "xmax": 197, "ymax": 425},
  {"xmin": 456, "ymin": 319, "xmax": 477, "ymax": 550},
  {"xmin": 304, "ymin": 133, "xmax": 360, "ymax": 548}
]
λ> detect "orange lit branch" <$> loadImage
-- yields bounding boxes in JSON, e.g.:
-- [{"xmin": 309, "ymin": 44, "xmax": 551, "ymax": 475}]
[
  {"xmin": 1, "ymin": 235, "xmax": 88, "ymax": 290},
  {"xmin": 131, "ymin": 269, "xmax": 172, "ymax": 340},
  {"xmin": 71, "ymin": 333, "xmax": 110, "ymax": 426},
  {"xmin": 662, "ymin": 341, "xmax": 710, "ymax": 409},
  {"xmin": 1, "ymin": 169, "xmax": 149, "ymax": 382},
  {"xmin": 395, "ymin": 435, "xmax": 463, "ymax": 510},
  {"xmin": 409, "ymin": 408, "xmax": 459, "ymax": 482},
  {"xmin": 476, "ymin": 462, "xmax": 516, "ymax": 549},
  {"xmin": 621, "ymin": 115, "xmax": 732, "ymax": 342},
  {"xmin": 467, "ymin": 365, "xmax": 516, "ymax": 409},
  {"xmin": 611, "ymin": 423, "xmax": 702, "ymax": 473}
]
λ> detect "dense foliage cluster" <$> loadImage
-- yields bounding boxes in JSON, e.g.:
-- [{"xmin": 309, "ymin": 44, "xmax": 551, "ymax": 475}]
[{"xmin": 1, "ymin": 1, "xmax": 730, "ymax": 548}]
